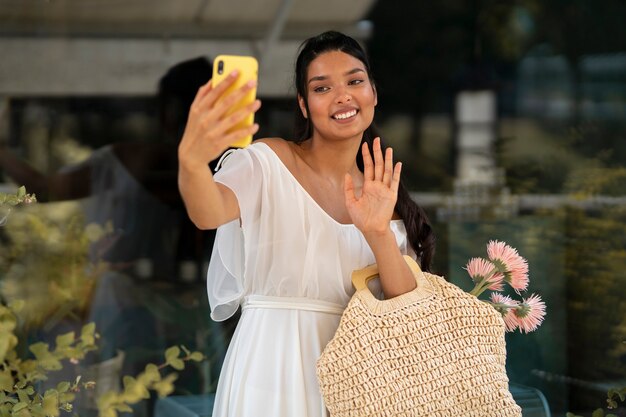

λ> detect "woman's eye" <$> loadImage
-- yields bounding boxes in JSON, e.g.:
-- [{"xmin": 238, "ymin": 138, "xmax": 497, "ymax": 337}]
[
  {"xmin": 349, "ymin": 79, "xmax": 364, "ymax": 85},
  {"xmin": 313, "ymin": 86, "xmax": 329, "ymax": 93}
]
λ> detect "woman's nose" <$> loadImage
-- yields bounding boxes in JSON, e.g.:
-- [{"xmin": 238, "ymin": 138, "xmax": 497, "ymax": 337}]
[{"xmin": 335, "ymin": 90, "xmax": 352, "ymax": 103}]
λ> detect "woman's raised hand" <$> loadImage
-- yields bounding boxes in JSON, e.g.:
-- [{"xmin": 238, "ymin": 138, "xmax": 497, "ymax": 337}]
[
  {"xmin": 178, "ymin": 71, "xmax": 261, "ymax": 169},
  {"xmin": 344, "ymin": 137, "xmax": 402, "ymax": 235}
]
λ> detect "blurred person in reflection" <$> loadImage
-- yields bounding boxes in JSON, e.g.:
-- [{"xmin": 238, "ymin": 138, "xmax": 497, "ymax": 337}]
[
  {"xmin": 0, "ymin": 57, "xmax": 212, "ymax": 278},
  {"xmin": 178, "ymin": 31, "xmax": 435, "ymax": 417},
  {"xmin": 0, "ymin": 58, "xmax": 214, "ymax": 380}
]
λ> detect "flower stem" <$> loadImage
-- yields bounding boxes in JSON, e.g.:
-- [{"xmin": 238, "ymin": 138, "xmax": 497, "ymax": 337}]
[{"xmin": 469, "ymin": 267, "xmax": 500, "ymax": 296}]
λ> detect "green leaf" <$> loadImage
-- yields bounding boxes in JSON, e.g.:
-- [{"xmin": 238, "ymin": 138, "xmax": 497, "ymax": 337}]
[
  {"xmin": 96, "ymin": 392, "xmax": 116, "ymax": 410},
  {"xmin": 153, "ymin": 373, "xmax": 178, "ymax": 398},
  {"xmin": 139, "ymin": 364, "xmax": 161, "ymax": 385},
  {"xmin": 80, "ymin": 323, "xmax": 96, "ymax": 346},
  {"xmin": 16, "ymin": 187, "xmax": 26, "ymax": 199},
  {"xmin": 592, "ymin": 409, "xmax": 605, "ymax": 417},
  {"xmin": 164, "ymin": 346, "xmax": 180, "ymax": 363},
  {"xmin": 55, "ymin": 382, "xmax": 70, "ymax": 394},
  {"xmin": 29, "ymin": 343, "xmax": 50, "ymax": 360},
  {"xmin": 38, "ymin": 358, "xmax": 62, "ymax": 372},
  {"xmin": 0, "ymin": 370, "xmax": 13, "ymax": 392},
  {"xmin": 0, "ymin": 335, "xmax": 18, "ymax": 364},
  {"xmin": 0, "ymin": 393, "xmax": 16, "ymax": 405},
  {"xmin": 0, "ymin": 340, "xmax": 9, "ymax": 365},
  {"xmin": 0, "ymin": 393, "xmax": 14, "ymax": 405},
  {"xmin": 122, "ymin": 377, "xmax": 149, "ymax": 403},
  {"xmin": 16, "ymin": 389, "xmax": 31, "ymax": 404},
  {"xmin": 168, "ymin": 359, "xmax": 184, "ymax": 371},
  {"xmin": 27, "ymin": 405, "xmax": 43, "ymax": 417},
  {"xmin": 99, "ymin": 407, "xmax": 117, "ymax": 417},
  {"xmin": 113, "ymin": 404, "xmax": 132, "ymax": 413},
  {"xmin": 42, "ymin": 391, "xmax": 59, "ymax": 417},
  {"xmin": 0, "ymin": 405, "xmax": 11, "ymax": 417},
  {"xmin": 81, "ymin": 323, "xmax": 96, "ymax": 336},
  {"xmin": 54, "ymin": 332, "xmax": 74, "ymax": 349},
  {"xmin": 12, "ymin": 402, "xmax": 29, "ymax": 412},
  {"xmin": 189, "ymin": 352, "xmax": 204, "ymax": 362},
  {"xmin": 13, "ymin": 407, "xmax": 32, "ymax": 417},
  {"xmin": 28, "ymin": 343, "xmax": 61, "ymax": 370},
  {"xmin": 58, "ymin": 392, "xmax": 75, "ymax": 404}
]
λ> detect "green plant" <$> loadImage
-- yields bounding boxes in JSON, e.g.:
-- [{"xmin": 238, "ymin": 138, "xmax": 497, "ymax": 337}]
[
  {"xmin": 96, "ymin": 346, "xmax": 204, "ymax": 417},
  {"xmin": 0, "ymin": 186, "xmax": 36, "ymax": 226},
  {"xmin": 1, "ymin": 300, "xmax": 205, "ymax": 417},
  {"xmin": 1, "ymin": 187, "xmax": 206, "ymax": 416},
  {"xmin": 0, "ymin": 301, "xmax": 98, "ymax": 417}
]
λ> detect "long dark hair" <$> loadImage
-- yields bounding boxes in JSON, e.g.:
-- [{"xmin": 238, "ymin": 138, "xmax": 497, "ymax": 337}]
[{"xmin": 293, "ymin": 31, "xmax": 436, "ymax": 271}]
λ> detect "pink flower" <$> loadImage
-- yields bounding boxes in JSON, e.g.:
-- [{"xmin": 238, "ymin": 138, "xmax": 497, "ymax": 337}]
[
  {"xmin": 489, "ymin": 292, "xmax": 520, "ymax": 332},
  {"xmin": 465, "ymin": 257, "xmax": 504, "ymax": 291},
  {"xmin": 487, "ymin": 240, "xmax": 529, "ymax": 292},
  {"xmin": 513, "ymin": 294, "xmax": 546, "ymax": 333}
]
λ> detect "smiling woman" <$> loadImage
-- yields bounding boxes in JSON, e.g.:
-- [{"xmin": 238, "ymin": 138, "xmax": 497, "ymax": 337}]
[{"xmin": 176, "ymin": 30, "xmax": 435, "ymax": 417}]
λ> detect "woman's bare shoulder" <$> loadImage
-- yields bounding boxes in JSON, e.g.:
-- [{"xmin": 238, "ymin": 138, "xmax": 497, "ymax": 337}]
[{"xmin": 254, "ymin": 138, "xmax": 298, "ymax": 167}]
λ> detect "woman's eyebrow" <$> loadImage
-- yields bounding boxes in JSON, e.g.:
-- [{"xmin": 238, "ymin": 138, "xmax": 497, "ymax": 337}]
[
  {"xmin": 307, "ymin": 68, "xmax": 366, "ymax": 84},
  {"xmin": 345, "ymin": 68, "xmax": 365, "ymax": 76}
]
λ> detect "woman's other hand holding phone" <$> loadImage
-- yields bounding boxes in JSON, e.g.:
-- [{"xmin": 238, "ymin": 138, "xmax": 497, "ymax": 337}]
[
  {"xmin": 178, "ymin": 70, "xmax": 261, "ymax": 170},
  {"xmin": 177, "ymin": 71, "xmax": 261, "ymax": 230}
]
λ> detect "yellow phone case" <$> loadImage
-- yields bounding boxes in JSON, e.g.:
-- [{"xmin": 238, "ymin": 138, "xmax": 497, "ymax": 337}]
[{"xmin": 212, "ymin": 55, "xmax": 258, "ymax": 148}]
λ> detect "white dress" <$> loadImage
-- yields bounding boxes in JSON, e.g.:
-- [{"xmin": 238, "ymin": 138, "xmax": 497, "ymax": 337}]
[{"xmin": 207, "ymin": 142, "xmax": 413, "ymax": 417}]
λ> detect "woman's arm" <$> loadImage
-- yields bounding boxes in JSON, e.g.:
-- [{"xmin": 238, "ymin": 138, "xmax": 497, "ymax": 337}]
[
  {"xmin": 177, "ymin": 71, "xmax": 261, "ymax": 230},
  {"xmin": 344, "ymin": 137, "xmax": 416, "ymax": 298},
  {"xmin": 0, "ymin": 147, "xmax": 90, "ymax": 201}
]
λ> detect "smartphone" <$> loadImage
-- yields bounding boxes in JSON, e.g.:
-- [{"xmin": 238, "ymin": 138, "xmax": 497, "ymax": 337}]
[{"xmin": 212, "ymin": 55, "xmax": 259, "ymax": 148}]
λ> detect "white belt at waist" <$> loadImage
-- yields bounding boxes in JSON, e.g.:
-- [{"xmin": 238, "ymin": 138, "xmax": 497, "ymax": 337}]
[{"xmin": 242, "ymin": 295, "xmax": 345, "ymax": 315}]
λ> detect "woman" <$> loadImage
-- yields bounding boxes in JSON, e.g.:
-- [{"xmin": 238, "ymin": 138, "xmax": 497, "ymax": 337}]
[{"xmin": 178, "ymin": 31, "xmax": 435, "ymax": 417}]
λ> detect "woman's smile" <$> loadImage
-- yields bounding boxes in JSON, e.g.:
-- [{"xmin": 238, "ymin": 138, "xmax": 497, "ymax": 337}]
[{"xmin": 331, "ymin": 108, "xmax": 359, "ymax": 121}]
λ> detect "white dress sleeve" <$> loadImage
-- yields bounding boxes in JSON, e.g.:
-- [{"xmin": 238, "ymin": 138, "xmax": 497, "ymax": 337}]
[{"xmin": 206, "ymin": 148, "xmax": 262, "ymax": 321}]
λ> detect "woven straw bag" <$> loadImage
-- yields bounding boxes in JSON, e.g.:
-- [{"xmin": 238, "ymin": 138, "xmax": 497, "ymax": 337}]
[{"xmin": 316, "ymin": 256, "xmax": 522, "ymax": 417}]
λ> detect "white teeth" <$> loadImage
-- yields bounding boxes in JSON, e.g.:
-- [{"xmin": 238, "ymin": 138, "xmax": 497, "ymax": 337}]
[{"xmin": 333, "ymin": 110, "xmax": 357, "ymax": 120}]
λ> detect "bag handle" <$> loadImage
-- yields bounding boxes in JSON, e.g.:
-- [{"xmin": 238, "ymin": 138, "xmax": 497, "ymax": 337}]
[{"xmin": 351, "ymin": 255, "xmax": 423, "ymax": 291}]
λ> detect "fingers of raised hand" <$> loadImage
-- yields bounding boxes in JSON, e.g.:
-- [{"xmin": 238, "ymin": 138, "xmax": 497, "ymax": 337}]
[
  {"xmin": 216, "ymin": 123, "xmax": 260, "ymax": 150},
  {"xmin": 373, "ymin": 137, "xmax": 384, "ymax": 181},
  {"xmin": 382, "ymin": 147, "xmax": 394, "ymax": 187},
  {"xmin": 365, "ymin": 137, "xmax": 397, "ymax": 189},
  {"xmin": 212, "ymin": 99, "xmax": 261, "ymax": 136},
  {"xmin": 193, "ymin": 79, "xmax": 213, "ymax": 105},
  {"xmin": 362, "ymin": 141, "xmax": 374, "ymax": 181},
  {"xmin": 391, "ymin": 162, "xmax": 402, "ymax": 194},
  {"xmin": 194, "ymin": 71, "xmax": 255, "ymax": 123},
  {"xmin": 211, "ymin": 78, "xmax": 256, "ymax": 120},
  {"xmin": 199, "ymin": 70, "xmax": 240, "ymax": 108}
]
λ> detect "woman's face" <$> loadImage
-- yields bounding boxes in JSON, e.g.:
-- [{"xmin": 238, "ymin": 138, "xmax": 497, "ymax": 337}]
[{"xmin": 299, "ymin": 50, "xmax": 377, "ymax": 142}]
